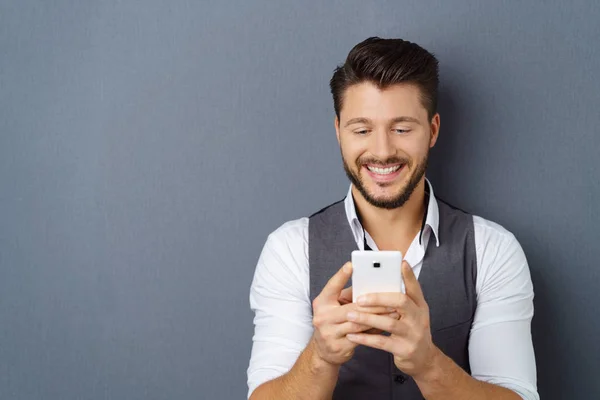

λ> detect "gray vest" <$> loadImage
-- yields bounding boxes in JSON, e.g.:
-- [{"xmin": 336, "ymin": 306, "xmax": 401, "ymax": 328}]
[{"xmin": 308, "ymin": 197, "xmax": 477, "ymax": 400}]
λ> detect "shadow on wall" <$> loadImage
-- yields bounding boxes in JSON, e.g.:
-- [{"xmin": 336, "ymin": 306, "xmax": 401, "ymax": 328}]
[{"xmin": 427, "ymin": 84, "xmax": 467, "ymax": 207}]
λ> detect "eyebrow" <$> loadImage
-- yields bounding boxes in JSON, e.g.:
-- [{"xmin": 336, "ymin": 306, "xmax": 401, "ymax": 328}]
[{"xmin": 344, "ymin": 116, "xmax": 421, "ymax": 127}]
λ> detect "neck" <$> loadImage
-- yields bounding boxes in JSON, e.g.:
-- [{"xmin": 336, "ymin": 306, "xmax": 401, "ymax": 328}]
[{"xmin": 353, "ymin": 179, "xmax": 427, "ymax": 251}]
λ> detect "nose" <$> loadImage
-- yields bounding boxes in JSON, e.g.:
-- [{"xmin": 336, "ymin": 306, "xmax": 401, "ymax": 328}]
[{"xmin": 370, "ymin": 130, "xmax": 396, "ymax": 161}]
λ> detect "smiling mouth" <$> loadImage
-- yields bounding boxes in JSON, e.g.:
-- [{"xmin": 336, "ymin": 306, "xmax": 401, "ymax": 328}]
[
  {"xmin": 365, "ymin": 164, "xmax": 403, "ymax": 175},
  {"xmin": 366, "ymin": 164, "xmax": 402, "ymax": 175}
]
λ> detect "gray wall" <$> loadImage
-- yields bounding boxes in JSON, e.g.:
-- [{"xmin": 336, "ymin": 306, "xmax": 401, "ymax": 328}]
[{"xmin": 1, "ymin": 1, "xmax": 598, "ymax": 399}]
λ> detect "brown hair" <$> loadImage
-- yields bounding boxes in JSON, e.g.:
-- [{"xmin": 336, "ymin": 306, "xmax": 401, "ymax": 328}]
[{"xmin": 330, "ymin": 37, "xmax": 439, "ymax": 120}]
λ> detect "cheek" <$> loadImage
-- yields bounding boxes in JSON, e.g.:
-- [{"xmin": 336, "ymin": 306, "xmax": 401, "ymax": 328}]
[
  {"xmin": 397, "ymin": 137, "xmax": 429, "ymax": 162},
  {"xmin": 341, "ymin": 140, "xmax": 367, "ymax": 162}
]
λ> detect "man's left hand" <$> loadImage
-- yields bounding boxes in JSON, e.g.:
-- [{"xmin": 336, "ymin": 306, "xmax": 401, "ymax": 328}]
[{"xmin": 345, "ymin": 261, "xmax": 440, "ymax": 379}]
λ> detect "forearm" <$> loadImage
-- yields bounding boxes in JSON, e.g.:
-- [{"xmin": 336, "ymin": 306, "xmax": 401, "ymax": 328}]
[
  {"xmin": 415, "ymin": 348, "xmax": 521, "ymax": 400},
  {"xmin": 250, "ymin": 338, "xmax": 339, "ymax": 400}
]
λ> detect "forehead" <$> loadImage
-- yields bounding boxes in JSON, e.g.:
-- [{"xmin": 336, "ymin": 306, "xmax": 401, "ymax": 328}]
[{"xmin": 339, "ymin": 81, "xmax": 428, "ymax": 122}]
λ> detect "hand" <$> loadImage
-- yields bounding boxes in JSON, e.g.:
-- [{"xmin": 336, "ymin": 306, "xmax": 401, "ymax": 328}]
[
  {"xmin": 338, "ymin": 286, "xmax": 395, "ymax": 335},
  {"xmin": 311, "ymin": 262, "xmax": 399, "ymax": 366},
  {"xmin": 345, "ymin": 261, "xmax": 439, "ymax": 378}
]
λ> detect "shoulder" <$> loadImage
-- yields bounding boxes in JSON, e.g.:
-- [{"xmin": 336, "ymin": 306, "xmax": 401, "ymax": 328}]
[
  {"xmin": 267, "ymin": 217, "xmax": 309, "ymax": 242},
  {"xmin": 435, "ymin": 197, "xmax": 520, "ymax": 251},
  {"xmin": 259, "ymin": 217, "xmax": 309, "ymax": 270},
  {"xmin": 471, "ymin": 214, "xmax": 532, "ymax": 298},
  {"xmin": 472, "ymin": 215, "xmax": 524, "ymax": 267},
  {"xmin": 472, "ymin": 214, "xmax": 516, "ymax": 244},
  {"xmin": 260, "ymin": 217, "xmax": 309, "ymax": 268}
]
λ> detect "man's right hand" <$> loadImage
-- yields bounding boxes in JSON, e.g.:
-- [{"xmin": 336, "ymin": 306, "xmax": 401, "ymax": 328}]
[
  {"xmin": 310, "ymin": 262, "xmax": 398, "ymax": 366},
  {"xmin": 250, "ymin": 262, "xmax": 398, "ymax": 400}
]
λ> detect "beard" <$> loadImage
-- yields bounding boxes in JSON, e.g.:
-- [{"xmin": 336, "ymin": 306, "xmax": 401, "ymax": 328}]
[{"xmin": 342, "ymin": 151, "xmax": 429, "ymax": 210}]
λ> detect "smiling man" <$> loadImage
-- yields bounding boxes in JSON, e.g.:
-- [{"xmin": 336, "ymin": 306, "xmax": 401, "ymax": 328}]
[{"xmin": 247, "ymin": 37, "xmax": 539, "ymax": 400}]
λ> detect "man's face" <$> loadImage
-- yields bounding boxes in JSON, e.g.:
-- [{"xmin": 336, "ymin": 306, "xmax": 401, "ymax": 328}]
[{"xmin": 335, "ymin": 81, "xmax": 439, "ymax": 210}]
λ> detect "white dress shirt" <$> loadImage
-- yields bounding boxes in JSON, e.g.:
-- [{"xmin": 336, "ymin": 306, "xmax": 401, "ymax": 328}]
[{"xmin": 247, "ymin": 179, "xmax": 539, "ymax": 399}]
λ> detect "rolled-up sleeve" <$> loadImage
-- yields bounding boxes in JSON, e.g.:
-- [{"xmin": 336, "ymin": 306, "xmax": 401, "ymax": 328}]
[
  {"xmin": 471, "ymin": 217, "xmax": 539, "ymax": 400},
  {"xmin": 247, "ymin": 219, "xmax": 313, "ymax": 398}
]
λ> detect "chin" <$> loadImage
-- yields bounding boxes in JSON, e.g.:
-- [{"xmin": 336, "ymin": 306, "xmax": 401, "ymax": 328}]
[
  {"xmin": 365, "ymin": 185, "xmax": 403, "ymax": 200},
  {"xmin": 364, "ymin": 176, "xmax": 405, "ymax": 191}
]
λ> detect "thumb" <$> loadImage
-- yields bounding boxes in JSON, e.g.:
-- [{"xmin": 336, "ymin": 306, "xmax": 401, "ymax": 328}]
[
  {"xmin": 320, "ymin": 262, "xmax": 352, "ymax": 302},
  {"xmin": 402, "ymin": 260, "xmax": 426, "ymax": 306},
  {"xmin": 338, "ymin": 286, "xmax": 353, "ymax": 305}
]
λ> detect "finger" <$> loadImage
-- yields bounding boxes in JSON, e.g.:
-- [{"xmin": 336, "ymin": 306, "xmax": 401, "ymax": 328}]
[
  {"xmin": 319, "ymin": 262, "xmax": 353, "ymax": 301},
  {"xmin": 336, "ymin": 314, "xmax": 400, "ymax": 336},
  {"xmin": 348, "ymin": 303, "xmax": 398, "ymax": 316},
  {"xmin": 338, "ymin": 287, "xmax": 353, "ymax": 305},
  {"xmin": 359, "ymin": 314, "xmax": 401, "ymax": 334},
  {"xmin": 387, "ymin": 312, "xmax": 400, "ymax": 320},
  {"xmin": 356, "ymin": 305, "xmax": 396, "ymax": 314},
  {"xmin": 402, "ymin": 261, "xmax": 427, "ymax": 307},
  {"xmin": 346, "ymin": 311, "xmax": 408, "ymax": 336},
  {"xmin": 335, "ymin": 321, "xmax": 377, "ymax": 337},
  {"xmin": 356, "ymin": 292, "xmax": 417, "ymax": 315},
  {"xmin": 326, "ymin": 304, "xmax": 393, "ymax": 324},
  {"xmin": 346, "ymin": 333, "xmax": 395, "ymax": 353},
  {"xmin": 363, "ymin": 312, "xmax": 400, "ymax": 334},
  {"xmin": 340, "ymin": 289, "xmax": 400, "ymax": 313}
]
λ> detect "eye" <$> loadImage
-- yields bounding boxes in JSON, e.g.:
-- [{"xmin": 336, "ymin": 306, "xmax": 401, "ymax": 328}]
[
  {"xmin": 355, "ymin": 129, "xmax": 369, "ymax": 135},
  {"xmin": 394, "ymin": 129, "xmax": 409, "ymax": 135}
]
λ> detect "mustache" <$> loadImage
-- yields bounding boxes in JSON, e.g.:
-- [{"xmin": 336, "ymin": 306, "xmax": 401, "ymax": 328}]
[{"xmin": 357, "ymin": 157, "xmax": 409, "ymax": 166}]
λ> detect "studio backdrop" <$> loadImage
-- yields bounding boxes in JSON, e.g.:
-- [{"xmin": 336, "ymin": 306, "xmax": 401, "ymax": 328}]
[{"xmin": 1, "ymin": 1, "xmax": 598, "ymax": 399}]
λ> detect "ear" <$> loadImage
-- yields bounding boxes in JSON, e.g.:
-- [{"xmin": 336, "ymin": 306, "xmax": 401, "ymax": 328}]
[
  {"xmin": 335, "ymin": 116, "xmax": 341, "ymax": 145},
  {"xmin": 429, "ymin": 113, "xmax": 440, "ymax": 148}
]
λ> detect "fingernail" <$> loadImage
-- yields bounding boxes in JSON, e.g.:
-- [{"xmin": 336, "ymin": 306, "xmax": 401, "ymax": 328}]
[
  {"xmin": 357, "ymin": 296, "xmax": 367, "ymax": 305},
  {"xmin": 347, "ymin": 311, "xmax": 358, "ymax": 321},
  {"xmin": 347, "ymin": 334, "xmax": 359, "ymax": 341},
  {"xmin": 343, "ymin": 263, "xmax": 351, "ymax": 273},
  {"xmin": 386, "ymin": 307, "xmax": 395, "ymax": 312},
  {"xmin": 389, "ymin": 313, "xmax": 400, "ymax": 319}
]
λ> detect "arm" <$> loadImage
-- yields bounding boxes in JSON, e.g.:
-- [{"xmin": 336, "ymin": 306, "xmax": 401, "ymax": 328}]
[
  {"xmin": 248, "ymin": 221, "xmax": 385, "ymax": 399},
  {"xmin": 414, "ymin": 226, "xmax": 539, "ymax": 399},
  {"xmin": 467, "ymin": 221, "xmax": 539, "ymax": 399},
  {"xmin": 418, "ymin": 223, "xmax": 539, "ymax": 400},
  {"xmin": 347, "ymin": 225, "xmax": 539, "ymax": 400},
  {"xmin": 247, "ymin": 221, "xmax": 317, "ymax": 399},
  {"xmin": 250, "ymin": 338, "xmax": 340, "ymax": 400},
  {"xmin": 412, "ymin": 348, "xmax": 522, "ymax": 399},
  {"xmin": 347, "ymin": 262, "xmax": 523, "ymax": 399}
]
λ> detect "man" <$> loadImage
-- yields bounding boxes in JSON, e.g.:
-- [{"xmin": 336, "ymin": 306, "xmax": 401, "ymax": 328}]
[{"xmin": 247, "ymin": 37, "xmax": 538, "ymax": 399}]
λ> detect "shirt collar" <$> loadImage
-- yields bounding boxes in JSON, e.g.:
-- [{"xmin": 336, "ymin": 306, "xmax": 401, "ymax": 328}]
[{"xmin": 344, "ymin": 178, "xmax": 440, "ymax": 248}]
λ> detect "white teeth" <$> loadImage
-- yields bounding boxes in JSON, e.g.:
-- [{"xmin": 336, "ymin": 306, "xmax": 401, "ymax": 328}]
[{"xmin": 367, "ymin": 165, "xmax": 402, "ymax": 174}]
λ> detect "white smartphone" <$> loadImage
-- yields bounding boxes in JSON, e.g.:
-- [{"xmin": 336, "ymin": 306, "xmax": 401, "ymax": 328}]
[{"xmin": 351, "ymin": 250, "xmax": 404, "ymax": 303}]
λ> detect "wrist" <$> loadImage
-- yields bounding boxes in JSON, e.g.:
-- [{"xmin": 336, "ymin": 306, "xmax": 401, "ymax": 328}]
[
  {"xmin": 413, "ymin": 345, "xmax": 445, "ymax": 384},
  {"xmin": 307, "ymin": 338, "xmax": 340, "ymax": 377},
  {"xmin": 412, "ymin": 346, "xmax": 474, "ymax": 399}
]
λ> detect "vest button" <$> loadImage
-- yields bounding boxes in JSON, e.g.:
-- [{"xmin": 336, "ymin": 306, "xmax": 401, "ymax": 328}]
[{"xmin": 394, "ymin": 375, "xmax": 406, "ymax": 384}]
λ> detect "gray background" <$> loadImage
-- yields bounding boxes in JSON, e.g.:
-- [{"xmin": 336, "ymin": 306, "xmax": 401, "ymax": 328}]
[{"xmin": 1, "ymin": 1, "xmax": 598, "ymax": 399}]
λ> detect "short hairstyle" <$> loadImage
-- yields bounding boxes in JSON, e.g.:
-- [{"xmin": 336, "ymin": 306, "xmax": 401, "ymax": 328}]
[{"xmin": 330, "ymin": 37, "xmax": 440, "ymax": 120}]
